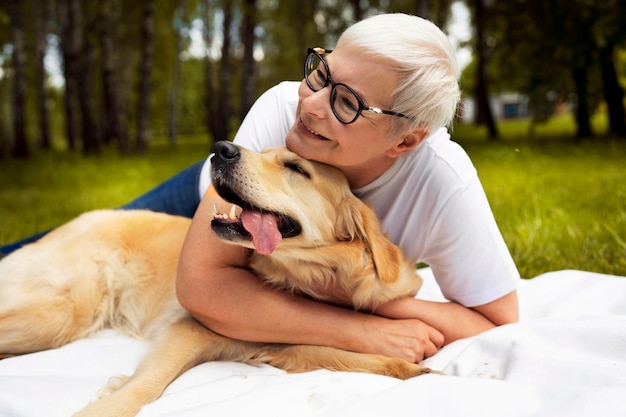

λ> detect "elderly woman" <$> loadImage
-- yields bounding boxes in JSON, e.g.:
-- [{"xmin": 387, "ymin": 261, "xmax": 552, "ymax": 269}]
[{"xmin": 176, "ymin": 13, "xmax": 519, "ymax": 363}]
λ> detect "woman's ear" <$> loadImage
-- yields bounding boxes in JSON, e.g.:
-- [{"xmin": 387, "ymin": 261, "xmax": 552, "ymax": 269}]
[{"xmin": 385, "ymin": 125, "xmax": 429, "ymax": 158}]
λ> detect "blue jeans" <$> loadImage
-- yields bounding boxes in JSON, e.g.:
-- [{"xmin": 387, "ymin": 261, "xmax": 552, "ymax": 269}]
[{"xmin": 0, "ymin": 161, "xmax": 205, "ymax": 256}]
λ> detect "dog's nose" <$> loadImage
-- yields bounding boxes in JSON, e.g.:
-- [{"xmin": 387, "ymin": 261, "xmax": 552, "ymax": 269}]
[{"xmin": 211, "ymin": 141, "xmax": 240, "ymax": 162}]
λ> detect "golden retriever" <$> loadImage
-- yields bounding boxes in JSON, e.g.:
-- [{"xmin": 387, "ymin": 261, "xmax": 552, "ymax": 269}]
[{"xmin": 0, "ymin": 142, "xmax": 430, "ymax": 417}]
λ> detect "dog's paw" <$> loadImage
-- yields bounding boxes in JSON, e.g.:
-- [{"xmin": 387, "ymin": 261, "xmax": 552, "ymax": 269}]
[{"xmin": 385, "ymin": 359, "xmax": 442, "ymax": 380}]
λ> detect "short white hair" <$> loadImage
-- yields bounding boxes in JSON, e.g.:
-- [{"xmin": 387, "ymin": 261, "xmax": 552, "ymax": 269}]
[{"xmin": 338, "ymin": 13, "xmax": 460, "ymax": 136}]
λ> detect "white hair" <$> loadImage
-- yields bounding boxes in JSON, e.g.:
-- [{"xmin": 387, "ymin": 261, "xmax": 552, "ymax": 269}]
[{"xmin": 338, "ymin": 13, "xmax": 460, "ymax": 136}]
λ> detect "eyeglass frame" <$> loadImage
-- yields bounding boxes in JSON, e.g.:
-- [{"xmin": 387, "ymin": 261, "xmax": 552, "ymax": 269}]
[{"xmin": 304, "ymin": 47, "xmax": 413, "ymax": 124}]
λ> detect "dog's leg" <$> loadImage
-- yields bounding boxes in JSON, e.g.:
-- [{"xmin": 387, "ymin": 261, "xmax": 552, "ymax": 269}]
[
  {"xmin": 0, "ymin": 239, "xmax": 116, "ymax": 355},
  {"xmin": 0, "ymin": 305, "xmax": 88, "ymax": 355},
  {"xmin": 73, "ymin": 316, "xmax": 264, "ymax": 417},
  {"xmin": 0, "ymin": 281, "xmax": 107, "ymax": 355},
  {"xmin": 254, "ymin": 344, "xmax": 433, "ymax": 380}
]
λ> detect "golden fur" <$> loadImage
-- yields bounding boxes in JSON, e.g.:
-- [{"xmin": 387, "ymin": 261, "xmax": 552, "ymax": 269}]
[{"xmin": 0, "ymin": 144, "xmax": 429, "ymax": 417}]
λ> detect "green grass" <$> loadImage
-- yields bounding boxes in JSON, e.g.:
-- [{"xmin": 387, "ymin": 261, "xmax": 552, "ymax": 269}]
[
  {"xmin": 0, "ymin": 136, "xmax": 212, "ymax": 244},
  {"xmin": 1, "ymin": 125, "xmax": 625, "ymax": 279},
  {"xmin": 452, "ymin": 113, "xmax": 626, "ymax": 278},
  {"xmin": 460, "ymin": 138, "xmax": 626, "ymax": 278}
]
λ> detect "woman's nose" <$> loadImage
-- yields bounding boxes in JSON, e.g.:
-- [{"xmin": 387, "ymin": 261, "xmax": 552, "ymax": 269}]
[{"xmin": 298, "ymin": 79, "xmax": 330, "ymax": 120}]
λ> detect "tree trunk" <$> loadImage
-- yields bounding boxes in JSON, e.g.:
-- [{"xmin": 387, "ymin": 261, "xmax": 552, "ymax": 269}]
[
  {"xmin": 77, "ymin": 12, "xmax": 101, "ymax": 155},
  {"xmin": 100, "ymin": 0, "xmax": 128, "ymax": 153},
  {"xmin": 435, "ymin": 0, "xmax": 453, "ymax": 31},
  {"xmin": 215, "ymin": 0, "xmax": 233, "ymax": 142},
  {"xmin": 599, "ymin": 45, "xmax": 626, "ymax": 137},
  {"xmin": 417, "ymin": 0, "xmax": 429, "ymax": 19},
  {"xmin": 350, "ymin": 0, "xmax": 364, "ymax": 21},
  {"xmin": 203, "ymin": 0, "xmax": 218, "ymax": 142},
  {"xmin": 136, "ymin": 0, "xmax": 155, "ymax": 154},
  {"xmin": 32, "ymin": 0, "xmax": 52, "ymax": 150},
  {"xmin": 59, "ymin": 0, "xmax": 80, "ymax": 151},
  {"xmin": 168, "ymin": 2, "xmax": 187, "ymax": 146},
  {"xmin": 205, "ymin": 0, "xmax": 233, "ymax": 142},
  {"xmin": 572, "ymin": 65, "xmax": 592, "ymax": 138},
  {"xmin": 473, "ymin": 0, "xmax": 498, "ymax": 139},
  {"xmin": 239, "ymin": 0, "xmax": 256, "ymax": 120},
  {"xmin": 8, "ymin": 0, "xmax": 29, "ymax": 158}
]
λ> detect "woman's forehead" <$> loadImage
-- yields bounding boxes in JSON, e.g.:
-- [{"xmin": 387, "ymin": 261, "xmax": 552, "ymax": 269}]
[{"xmin": 325, "ymin": 45, "xmax": 398, "ymax": 107}]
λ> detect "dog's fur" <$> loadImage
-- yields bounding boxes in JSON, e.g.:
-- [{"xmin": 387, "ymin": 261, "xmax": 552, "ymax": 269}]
[{"xmin": 0, "ymin": 143, "xmax": 430, "ymax": 417}]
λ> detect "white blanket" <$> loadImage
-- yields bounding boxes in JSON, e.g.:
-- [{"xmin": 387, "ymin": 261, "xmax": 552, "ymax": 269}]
[{"xmin": 1, "ymin": 269, "xmax": 625, "ymax": 417}]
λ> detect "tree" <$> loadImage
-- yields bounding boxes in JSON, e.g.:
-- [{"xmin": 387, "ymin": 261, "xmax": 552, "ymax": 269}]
[
  {"xmin": 32, "ymin": 0, "xmax": 52, "ymax": 150},
  {"xmin": 488, "ymin": 0, "xmax": 626, "ymax": 139},
  {"xmin": 76, "ymin": 2, "xmax": 100, "ymax": 154},
  {"xmin": 8, "ymin": 0, "xmax": 29, "ymax": 158},
  {"xmin": 203, "ymin": 0, "xmax": 235, "ymax": 143},
  {"xmin": 471, "ymin": 0, "xmax": 498, "ymax": 139},
  {"xmin": 100, "ymin": 0, "xmax": 128, "ymax": 152},
  {"xmin": 239, "ymin": 0, "xmax": 257, "ymax": 120},
  {"xmin": 136, "ymin": 0, "xmax": 155, "ymax": 154},
  {"xmin": 593, "ymin": 0, "xmax": 626, "ymax": 137},
  {"xmin": 58, "ymin": 0, "xmax": 80, "ymax": 151},
  {"xmin": 600, "ymin": 45, "xmax": 626, "ymax": 137},
  {"xmin": 167, "ymin": 0, "xmax": 188, "ymax": 146}
]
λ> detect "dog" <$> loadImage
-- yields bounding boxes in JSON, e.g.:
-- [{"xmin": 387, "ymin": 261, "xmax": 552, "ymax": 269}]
[{"xmin": 0, "ymin": 142, "xmax": 431, "ymax": 417}]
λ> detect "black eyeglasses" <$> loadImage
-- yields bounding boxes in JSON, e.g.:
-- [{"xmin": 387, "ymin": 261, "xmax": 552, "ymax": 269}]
[{"xmin": 304, "ymin": 47, "xmax": 412, "ymax": 124}]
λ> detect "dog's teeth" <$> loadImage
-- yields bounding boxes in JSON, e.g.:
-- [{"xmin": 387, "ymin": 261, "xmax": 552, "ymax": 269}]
[
  {"xmin": 229, "ymin": 205, "xmax": 237, "ymax": 220},
  {"xmin": 212, "ymin": 204, "xmax": 218, "ymax": 215}
]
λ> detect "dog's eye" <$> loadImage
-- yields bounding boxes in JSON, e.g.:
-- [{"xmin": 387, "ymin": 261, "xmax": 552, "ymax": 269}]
[{"xmin": 284, "ymin": 162, "xmax": 311, "ymax": 179}]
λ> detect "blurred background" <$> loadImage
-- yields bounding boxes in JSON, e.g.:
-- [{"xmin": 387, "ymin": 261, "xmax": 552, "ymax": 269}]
[
  {"xmin": 1, "ymin": 0, "xmax": 625, "ymax": 277},
  {"xmin": 1, "ymin": 0, "xmax": 625, "ymax": 156}
]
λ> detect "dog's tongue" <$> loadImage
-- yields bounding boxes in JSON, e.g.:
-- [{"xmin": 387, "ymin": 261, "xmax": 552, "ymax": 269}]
[{"xmin": 241, "ymin": 210, "xmax": 282, "ymax": 255}]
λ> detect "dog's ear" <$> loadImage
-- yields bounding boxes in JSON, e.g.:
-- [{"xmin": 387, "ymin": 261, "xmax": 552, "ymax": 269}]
[{"xmin": 335, "ymin": 197, "xmax": 402, "ymax": 285}]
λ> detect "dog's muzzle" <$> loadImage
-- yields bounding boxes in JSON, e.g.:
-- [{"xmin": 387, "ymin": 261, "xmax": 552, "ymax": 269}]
[{"xmin": 209, "ymin": 142, "xmax": 301, "ymax": 255}]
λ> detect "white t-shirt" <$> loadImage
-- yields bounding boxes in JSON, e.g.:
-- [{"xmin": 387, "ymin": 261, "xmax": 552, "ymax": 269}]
[{"xmin": 199, "ymin": 81, "xmax": 519, "ymax": 307}]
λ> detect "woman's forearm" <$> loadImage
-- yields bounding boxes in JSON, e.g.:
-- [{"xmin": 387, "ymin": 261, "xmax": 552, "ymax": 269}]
[
  {"xmin": 178, "ymin": 260, "xmax": 362, "ymax": 349},
  {"xmin": 177, "ymin": 262, "xmax": 445, "ymax": 361},
  {"xmin": 375, "ymin": 297, "xmax": 495, "ymax": 345}
]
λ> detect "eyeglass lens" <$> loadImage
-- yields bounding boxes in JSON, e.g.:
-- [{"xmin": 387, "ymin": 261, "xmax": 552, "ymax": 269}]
[{"xmin": 305, "ymin": 52, "xmax": 362, "ymax": 124}]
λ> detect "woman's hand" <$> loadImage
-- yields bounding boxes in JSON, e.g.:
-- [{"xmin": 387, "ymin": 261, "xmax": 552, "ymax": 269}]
[
  {"xmin": 375, "ymin": 293, "xmax": 518, "ymax": 347},
  {"xmin": 359, "ymin": 316, "xmax": 444, "ymax": 362},
  {"xmin": 307, "ymin": 280, "xmax": 445, "ymax": 362}
]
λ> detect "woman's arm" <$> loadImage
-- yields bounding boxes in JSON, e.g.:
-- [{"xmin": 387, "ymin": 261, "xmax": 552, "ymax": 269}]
[
  {"xmin": 176, "ymin": 187, "xmax": 445, "ymax": 362},
  {"xmin": 375, "ymin": 290, "xmax": 519, "ymax": 345}
]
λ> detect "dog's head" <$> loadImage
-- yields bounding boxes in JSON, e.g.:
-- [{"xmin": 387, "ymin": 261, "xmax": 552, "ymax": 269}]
[
  {"xmin": 209, "ymin": 142, "xmax": 348, "ymax": 252},
  {"xmin": 209, "ymin": 142, "xmax": 401, "ymax": 274}
]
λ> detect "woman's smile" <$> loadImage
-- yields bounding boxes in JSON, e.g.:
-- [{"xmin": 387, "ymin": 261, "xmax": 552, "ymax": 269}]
[{"xmin": 299, "ymin": 117, "xmax": 329, "ymax": 141}]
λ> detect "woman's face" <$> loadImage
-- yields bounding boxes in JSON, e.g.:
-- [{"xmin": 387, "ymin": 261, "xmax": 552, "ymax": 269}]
[{"xmin": 285, "ymin": 43, "xmax": 407, "ymax": 188}]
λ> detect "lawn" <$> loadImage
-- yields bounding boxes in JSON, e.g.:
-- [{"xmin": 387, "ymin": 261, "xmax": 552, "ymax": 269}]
[
  {"xmin": 0, "ymin": 138, "xmax": 211, "ymax": 244},
  {"xmin": 460, "ymin": 138, "xmax": 626, "ymax": 278},
  {"xmin": 1, "ymin": 122, "xmax": 625, "ymax": 279}
]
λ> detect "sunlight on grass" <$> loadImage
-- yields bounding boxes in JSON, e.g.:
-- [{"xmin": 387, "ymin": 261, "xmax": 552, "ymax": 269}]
[{"xmin": 454, "ymin": 111, "xmax": 608, "ymax": 141}]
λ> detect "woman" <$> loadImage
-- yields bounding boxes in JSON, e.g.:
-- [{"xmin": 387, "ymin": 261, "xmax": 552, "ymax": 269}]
[{"xmin": 176, "ymin": 13, "xmax": 519, "ymax": 363}]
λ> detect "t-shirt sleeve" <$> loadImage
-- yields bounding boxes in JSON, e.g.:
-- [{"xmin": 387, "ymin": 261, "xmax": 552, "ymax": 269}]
[{"xmin": 423, "ymin": 175, "xmax": 520, "ymax": 307}]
